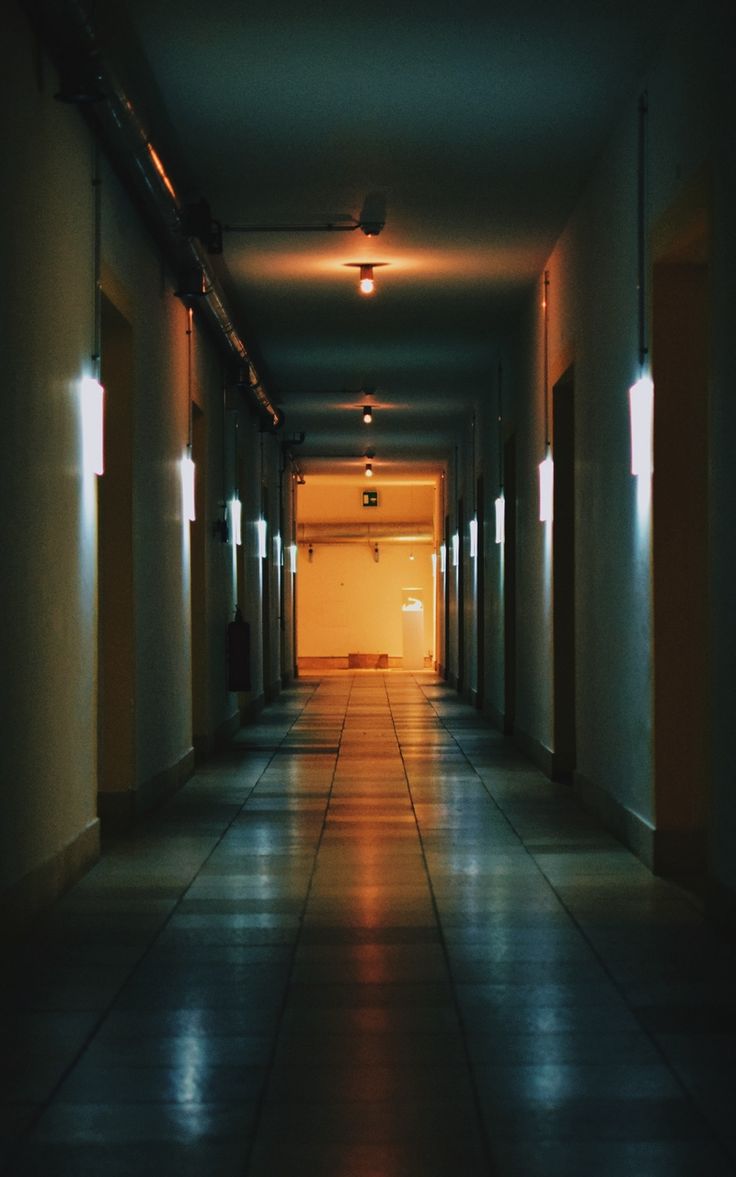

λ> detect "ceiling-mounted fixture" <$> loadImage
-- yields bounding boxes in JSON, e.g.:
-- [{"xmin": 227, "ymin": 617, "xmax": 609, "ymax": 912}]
[
  {"xmin": 538, "ymin": 271, "xmax": 554, "ymax": 523},
  {"xmin": 365, "ymin": 462, "xmax": 374, "ymax": 477},
  {"xmin": 345, "ymin": 262, "xmax": 388, "ymax": 296},
  {"xmin": 222, "ymin": 191, "xmax": 386, "ymax": 237},
  {"xmin": 362, "ymin": 404, "xmax": 373, "ymax": 424}
]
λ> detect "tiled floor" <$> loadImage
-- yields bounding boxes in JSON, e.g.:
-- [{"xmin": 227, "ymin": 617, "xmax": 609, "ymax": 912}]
[{"xmin": 2, "ymin": 672, "xmax": 736, "ymax": 1176}]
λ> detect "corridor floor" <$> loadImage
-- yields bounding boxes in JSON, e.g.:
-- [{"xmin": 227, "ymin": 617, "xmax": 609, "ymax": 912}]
[{"xmin": 3, "ymin": 672, "xmax": 736, "ymax": 1176}]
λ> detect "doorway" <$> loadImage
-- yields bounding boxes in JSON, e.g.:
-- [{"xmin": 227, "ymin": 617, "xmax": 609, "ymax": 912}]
[
  {"xmin": 97, "ymin": 294, "xmax": 135, "ymax": 828},
  {"xmin": 503, "ymin": 436, "xmax": 517, "ymax": 735},
  {"xmin": 652, "ymin": 197, "xmax": 709, "ymax": 880},
  {"xmin": 552, "ymin": 367, "xmax": 576, "ymax": 782}
]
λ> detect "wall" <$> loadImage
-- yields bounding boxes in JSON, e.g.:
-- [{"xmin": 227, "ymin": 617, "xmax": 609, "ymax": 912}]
[
  {"xmin": 478, "ymin": 0, "xmax": 736, "ymax": 906},
  {"xmin": 0, "ymin": 6, "xmax": 280, "ymax": 922}
]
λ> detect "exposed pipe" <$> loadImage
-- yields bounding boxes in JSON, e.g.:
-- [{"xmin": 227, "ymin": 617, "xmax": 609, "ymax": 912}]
[
  {"xmin": 297, "ymin": 522, "xmax": 433, "ymax": 544},
  {"xmin": 22, "ymin": 0, "xmax": 281, "ymax": 428}
]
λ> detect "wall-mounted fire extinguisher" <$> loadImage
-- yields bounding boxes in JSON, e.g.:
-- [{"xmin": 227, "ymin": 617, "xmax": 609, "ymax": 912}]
[{"xmin": 227, "ymin": 606, "xmax": 250, "ymax": 691}]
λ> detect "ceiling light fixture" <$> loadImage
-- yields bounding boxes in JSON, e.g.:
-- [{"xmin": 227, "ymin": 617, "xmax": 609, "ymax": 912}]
[
  {"xmin": 345, "ymin": 262, "xmax": 388, "ymax": 296},
  {"xmin": 365, "ymin": 461, "xmax": 373, "ymax": 477},
  {"xmin": 362, "ymin": 404, "xmax": 373, "ymax": 424}
]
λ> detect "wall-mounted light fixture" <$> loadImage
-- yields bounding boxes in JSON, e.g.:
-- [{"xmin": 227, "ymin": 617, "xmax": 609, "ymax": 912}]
[
  {"xmin": 494, "ymin": 495, "xmax": 505, "ymax": 545},
  {"xmin": 229, "ymin": 497, "xmax": 242, "ymax": 545},
  {"xmin": 452, "ymin": 531, "xmax": 460, "ymax": 567},
  {"xmin": 81, "ymin": 376, "xmax": 105, "ymax": 477},
  {"xmin": 181, "ymin": 448, "xmax": 196, "ymax": 522},
  {"xmin": 629, "ymin": 376, "xmax": 654, "ymax": 477},
  {"xmin": 256, "ymin": 518, "xmax": 267, "ymax": 559},
  {"xmin": 629, "ymin": 93, "xmax": 654, "ymax": 482},
  {"xmin": 538, "ymin": 271, "xmax": 554, "ymax": 523},
  {"xmin": 289, "ymin": 543, "xmax": 298, "ymax": 573},
  {"xmin": 495, "ymin": 360, "xmax": 505, "ymax": 544},
  {"xmin": 439, "ymin": 543, "xmax": 447, "ymax": 575},
  {"xmin": 182, "ymin": 307, "xmax": 196, "ymax": 522},
  {"xmin": 469, "ymin": 517, "xmax": 478, "ymax": 559}
]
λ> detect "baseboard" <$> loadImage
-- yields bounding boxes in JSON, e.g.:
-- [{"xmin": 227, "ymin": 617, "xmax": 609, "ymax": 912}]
[
  {"xmin": 99, "ymin": 747, "xmax": 196, "ymax": 836},
  {"xmin": 239, "ymin": 692, "xmax": 266, "ymax": 723},
  {"xmin": 574, "ymin": 769, "xmax": 656, "ymax": 866},
  {"xmin": 0, "ymin": 818, "xmax": 100, "ymax": 938},
  {"xmin": 514, "ymin": 725, "xmax": 554, "ymax": 777}
]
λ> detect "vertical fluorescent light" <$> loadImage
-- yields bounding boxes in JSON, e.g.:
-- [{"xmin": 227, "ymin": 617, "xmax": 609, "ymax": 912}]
[
  {"xmin": 494, "ymin": 495, "xmax": 505, "ymax": 544},
  {"xmin": 274, "ymin": 532, "xmax": 283, "ymax": 565},
  {"xmin": 451, "ymin": 531, "xmax": 460, "ymax": 567},
  {"xmin": 439, "ymin": 543, "xmax": 447, "ymax": 574},
  {"xmin": 629, "ymin": 375, "xmax": 654, "ymax": 477},
  {"xmin": 289, "ymin": 543, "xmax": 298, "ymax": 573},
  {"xmin": 181, "ymin": 448, "xmax": 196, "ymax": 522},
  {"xmin": 230, "ymin": 497, "xmax": 242, "ymax": 546},
  {"xmin": 469, "ymin": 517, "xmax": 478, "ymax": 559},
  {"xmin": 538, "ymin": 450, "xmax": 554, "ymax": 523},
  {"xmin": 256, "ymin": 518, "xmax": 267, "ymax": 558},
  {"xmin": 81, "ymin": 376, "xmax": 104, "ymax": 476}
]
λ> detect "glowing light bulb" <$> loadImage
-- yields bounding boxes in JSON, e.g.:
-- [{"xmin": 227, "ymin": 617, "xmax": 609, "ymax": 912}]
[
  {"xmin": 359, "ymin": 265, "xmax": 375, "ymax": 295},
  {"xmin": 365, "ymin": 462, "xmax": 373, "ymax": 477},
  {"xmin": 363, "ymin": 404, "xmax": 373, "ymax": 423}
]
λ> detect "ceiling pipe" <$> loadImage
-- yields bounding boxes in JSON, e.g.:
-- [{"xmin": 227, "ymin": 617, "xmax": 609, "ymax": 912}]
[
  {"xmin": 22, "ymin": 0, "xmax": 281, "ymax": 429},
  {"xmin": 297, "ymin": 522, "xmax": 433, "ymax": 544}
]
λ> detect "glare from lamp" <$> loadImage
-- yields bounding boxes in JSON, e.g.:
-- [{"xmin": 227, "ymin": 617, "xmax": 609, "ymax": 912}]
[
  {"xmin": 81, "ymin": 376, "xmax": 105, "ymax": 477},
  {"xmin": 538, "ymin": 450, "xmax": 554, "ymax": 523},
  {"xmin": 181, "ymin": 449, "xmax": 196, "ymax": 522},
  {"xmin": 359, "ymin": 265, "xmax": 375, "ymax": 295},
  {"xmin": 494, "ymin": 495, "xmax": 505, "ymax": 544},
  {"xmin": 629, "ymin": 375, "xmax": 654, "ymax": 478}
]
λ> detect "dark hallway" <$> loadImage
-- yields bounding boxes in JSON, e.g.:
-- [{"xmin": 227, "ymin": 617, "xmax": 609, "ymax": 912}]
[{"xmin": 3, "ymin": 675, "xmax": 735, "ymax": 1176}]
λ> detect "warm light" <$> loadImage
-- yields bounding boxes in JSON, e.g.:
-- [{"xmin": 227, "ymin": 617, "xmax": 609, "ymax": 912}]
[
  {"xmin": 181, "ymin": 449, "xmax": 195, "ymax": 522},
  {"xmin": 469, "ymin": 517, "xmax": 478, "ymax": 559},
  {"xmin": 359, "ymin": 264, "xmax": 375, "ymax": 295},
  {"xmin": 538, "ymin": 450, "xmax": 554, "ymax": 523},
  {"xmin": 365, "ymin": 462, "xmax": 373, "ymax": 477},
  {"xmin": 256, "ymin": 518, "xmax": 267, "ymax": 558},
  {"xmin": 629, "ymin": 375, "xmax": 654, "ymax": 477},
  {"xmin": 81, "ymin": 376, "xmax": 104, "ymax": 476},
  {"xmin": 494, "ymin": 495, "xmax": 505, "ymax": 544},
  {"xmin": 229, "ymin": 497, "xmax": 242, "ymax": 546},
  {"xmin": 362, "ymin": 404, "xmax": 373, "ymax": 423},
  {"xmin": 452, "ymin": 531, "xmax": 459, "ymax": 567},
  {"xmin": 289, "ymin": 543, "xmax": 298, "ymax": 573},
  {"xmin": 146, "ymin": 142, "xmax": 177, "ymax": 201}
]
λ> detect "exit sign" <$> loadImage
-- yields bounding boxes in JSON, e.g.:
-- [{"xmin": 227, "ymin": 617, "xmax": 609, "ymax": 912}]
[{"xmin": 362, "ymin": 490, "xmax": 379, "ymax": 507}]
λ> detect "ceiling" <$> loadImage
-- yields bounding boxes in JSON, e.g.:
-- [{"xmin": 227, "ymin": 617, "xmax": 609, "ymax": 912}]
[{"xmin": 102, "ymin": 0, "xmax": 676, "ymax": 479}]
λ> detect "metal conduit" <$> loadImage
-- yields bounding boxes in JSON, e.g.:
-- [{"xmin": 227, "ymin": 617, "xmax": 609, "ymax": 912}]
[
  {"xmin": 297, "ymin": 522, "xmax": 433, "ymax": 543},
  {"xmin": 22, "ymin": 0, "xmax": 281, "ymax": 429}
]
